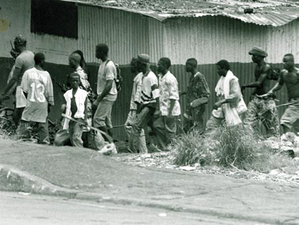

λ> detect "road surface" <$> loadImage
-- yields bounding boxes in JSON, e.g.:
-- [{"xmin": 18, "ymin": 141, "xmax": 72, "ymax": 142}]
[{"xmin": 0, "ymin": 191, "xmax": 266, "ymax": 225}]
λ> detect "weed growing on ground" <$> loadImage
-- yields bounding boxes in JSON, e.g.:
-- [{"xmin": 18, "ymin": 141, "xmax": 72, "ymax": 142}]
[
  {"xmin": 172, "ymin": 126, "xmax": 299, "ymax": 172},
  {"xmin": 172, "ymin": 130, "xmax": 216, "ymax": 166}
]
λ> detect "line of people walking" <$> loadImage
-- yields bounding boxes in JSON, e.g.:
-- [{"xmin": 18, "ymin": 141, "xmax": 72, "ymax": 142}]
[{"xmin": 1, "ymin": 35, "xmax": 299, "ymax": 153}]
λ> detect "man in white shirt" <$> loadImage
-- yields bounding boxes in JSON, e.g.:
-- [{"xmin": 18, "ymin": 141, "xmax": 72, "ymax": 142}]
[
  {"xmin": 125, "ymin": 58, "xmax": 147, "ymax": 153},
  {"xmin": 54, "ymin": 73, "xmax": 88, "ymax": 147},
  {"xmin": 17, "ymin": 53, "xmax": 54, "ymax": 144},
  {"xmin": 206, "ymin": 60, "xmax": 247, "ymax": 131},
  {"xmin": 93, "ymin": 44, "xmax": 117, "ymax": 140},
  {"xmin": 130, "ymin": 54, "xmax": 160, "ymax": 152},
  {"xmin": 154, "ymin": 57, "xmax": 181, "ymax": 149}
]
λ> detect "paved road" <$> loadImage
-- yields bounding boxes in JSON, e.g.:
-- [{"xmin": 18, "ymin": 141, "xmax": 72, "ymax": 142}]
[
  {"xmin": 0, "ymin": 191, "xmax": 266, "ymax": 225},
  {"xmin": 1, "ymin": 139, "xmax": 299, "ymax": 224}
]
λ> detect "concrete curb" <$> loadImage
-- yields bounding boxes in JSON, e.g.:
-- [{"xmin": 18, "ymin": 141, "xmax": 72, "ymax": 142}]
[
  {"xmin": 0, "ymin": 164, "xmax": 295, "ymax": 225},
  {"xmin": 75, "ymin": 193, "xmax": 288, "ymax": 225},
  {"xmin": 0, "ymin": 164, "xmax": 78, "ymax": 198}
]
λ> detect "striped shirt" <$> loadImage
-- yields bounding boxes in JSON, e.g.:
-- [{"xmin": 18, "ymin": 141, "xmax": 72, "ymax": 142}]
[{"xmin": 140, "ymin": 70, "xmax": 159, "ymax": 106}]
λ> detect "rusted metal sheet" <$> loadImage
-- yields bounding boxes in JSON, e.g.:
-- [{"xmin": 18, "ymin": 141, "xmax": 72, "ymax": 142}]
[{"xmin": 63, "ymin": 0, "xmax": 299, "ymax": 27}]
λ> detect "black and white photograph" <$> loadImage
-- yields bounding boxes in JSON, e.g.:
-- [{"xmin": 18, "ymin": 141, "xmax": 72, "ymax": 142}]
[{"xmin": 1, "ymin": 0, "xmax": 299, "ymax": 224}]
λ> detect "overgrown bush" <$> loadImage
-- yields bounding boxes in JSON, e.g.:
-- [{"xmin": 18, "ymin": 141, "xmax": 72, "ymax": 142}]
[{"xmin": 172, "ymin": 126, "xmax": 270, "ymax": 169}]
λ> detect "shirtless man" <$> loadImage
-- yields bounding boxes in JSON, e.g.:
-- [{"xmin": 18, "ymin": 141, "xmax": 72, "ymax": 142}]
[
  {"xmin": 242, "ymin": 47, "xmax": 279, "ymax": 137},
  {"xmin": 263, "ymin": 54, "xmax": 299, "ymax": 134}
]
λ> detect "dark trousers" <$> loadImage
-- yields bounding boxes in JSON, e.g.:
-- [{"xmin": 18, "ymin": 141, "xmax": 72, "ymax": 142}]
[
  {"xmin": 153, "ymin": 116, "xmax": 177, "ymax": 150},
  {"xmin": 13, "ymin": 107, "xmax": 24, "ymax": 126},
  {"xmin": 131, "ymin": 106, "xmax": 155, "ymax": 152},
  {"xmin": 17, "ymin": 120, "xmax": 49, "ymax": 144}
]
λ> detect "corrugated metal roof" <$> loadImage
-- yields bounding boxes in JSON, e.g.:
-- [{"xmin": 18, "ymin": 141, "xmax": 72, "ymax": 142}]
[{"xmin": 62, "ymin": 0, "xmax": 299, "ymax": 27}]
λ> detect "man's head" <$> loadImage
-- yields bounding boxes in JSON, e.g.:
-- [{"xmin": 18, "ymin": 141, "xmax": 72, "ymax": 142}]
[
  {"xmin": 157, "ymin": 57, "xmax": 171, "ymax": 74},
  {"xmin": 69, "ymin": 53, "xmax": 81, "ymax": 69},
  {"xmin": 249, "ymin": 47, "xmax": 267, "ymax": 63},
  {"xmin": 283, "ymin": 53, "xmax": 295, "ymax": 71},
  {"xmin": 96, "ymin": 44, "xmax": 109, "ymax": 60},
  {"xmin": 137, "ymin": 54, "xmax": 150, "ymax": 73},
  {"xmin": 216, "ymin": 60, "xmax": 230, "ymax": 77},
  {"xmin": 14, "ymin": 35, "xmax": 27, "ymax": 52},
  {"xmin": 69, "ymin": 73, "xmax": 80, "ymax": 89},
  {"xmin": 185, "ymin": 58, "xmax": 197, "ymax": 73},
  {"xmin": 130, "ymin": 57, "xmax": 138, "ymax": 74},
  {"xmin": 34, "ymin": 53, "xmax": 45, "ymax": 68}
]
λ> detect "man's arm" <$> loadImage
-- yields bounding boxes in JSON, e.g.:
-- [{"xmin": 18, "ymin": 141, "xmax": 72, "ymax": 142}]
[
  {"xmin": 190, "ymin": 74, "xmax": 210, "ymax": 107},
  {"xmin": 168, "ymin": 99, "xmax": 175, "ymax": 116},
  {"xmin": 152, "ymin": 84, "xmax": 160, "ymax": 116},
  {"xmin": 84, "ymin": 97, "xmax": 88, "ymax": 121},
  {"xmin": 267, "ymin": 71, "xmax": 285, "ymax": 95},
  {"xmin": 94, "ymin": 62, "xmax": 115, "ymax": 104},
  {"xmin": 167, "ymin": 77, "xmax": 179, "ymax": 116},
  {"xmin": 257, "ymin": 71, "xmax": 285, "ymax": 98},
  {"xmin": 2, "ymin": 67, "xmax": 22, "ymax": 96},
  {"xmin": 242, "ymin": 65, "xmax": 270, "ymax": 89},
  {"xmin": 242, "ymin": 73, "xmax": 268, "ymax": 88},
  {"xmin": 214, "ymin": 79, "xmax": 240, "ymax": 109},
  {"xmin": 61, "ymin": 96, "xmax": 67, "ymax": 113},
  {"xmin": 95, "ymin": 80, "xmax": 113, "ymax": 103}
]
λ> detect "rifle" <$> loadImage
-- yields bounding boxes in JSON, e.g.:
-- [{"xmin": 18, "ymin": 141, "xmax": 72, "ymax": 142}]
[{"xmin": 10, "ymin": 41, "xmax": 19, "ymax": 59}]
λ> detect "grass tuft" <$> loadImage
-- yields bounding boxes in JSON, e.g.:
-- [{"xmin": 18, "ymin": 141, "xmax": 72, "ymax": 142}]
[{"xmin": 172, "ymin": 125, "xmax": 299, "ymax": 173}]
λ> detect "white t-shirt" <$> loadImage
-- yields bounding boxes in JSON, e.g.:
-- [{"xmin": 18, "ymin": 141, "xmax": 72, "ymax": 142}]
[
  {"xmin": 21, "ymin": 67, "xmax": 54, "ymax": 123},
  {"xmin": 97, "ymin": 60, "xmax": 117, "ymax": 102},
  {"xmin": 158, "ymin": 71, "xmax": 181, "ymax": 116}
]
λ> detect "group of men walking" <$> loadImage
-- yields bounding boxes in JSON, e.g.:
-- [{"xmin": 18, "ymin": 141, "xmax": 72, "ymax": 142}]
[{"xmin": 1, "ymin": 35, "xmax": 299, "ymax": 153}]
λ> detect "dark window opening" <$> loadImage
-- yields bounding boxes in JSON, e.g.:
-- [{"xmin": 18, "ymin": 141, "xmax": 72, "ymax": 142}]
[{"xmin": 31, "ymin": 0, "xmax": 78, "ymax": 39}]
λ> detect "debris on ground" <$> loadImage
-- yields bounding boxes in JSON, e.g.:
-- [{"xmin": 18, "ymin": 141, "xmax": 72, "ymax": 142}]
[{"xmin": 112, "ymin": 138, "xmax": 299, "ymax": 186}]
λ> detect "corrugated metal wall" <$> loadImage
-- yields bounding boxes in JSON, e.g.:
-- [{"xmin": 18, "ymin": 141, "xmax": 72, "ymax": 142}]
[
  {"xmin": 77, "ymin": 4, "xmax": 166, "ymax": 140},
  {"xmin": 164, "ymin": 16, "xmax": 292, "ymax": 133},
  {"xmin": 266, "ymin": 18, "xmax": 299, "ymax": 63},
  {"xmin": 163, "ymin": 16, "xmax": 299, "ymax": 65},
  {"xmin": 78, "ymin": 5, "xmax": 153, "ymax": 65},
  {"xmin": 163, "ymin": 16, "xmax": 267, "ymax": 65}
]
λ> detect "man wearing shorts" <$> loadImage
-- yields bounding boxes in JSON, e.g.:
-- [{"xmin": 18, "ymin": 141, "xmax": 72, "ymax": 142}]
[{"xmin": 262, "ymin": 54, "xmax": 299, "ymax": 135}]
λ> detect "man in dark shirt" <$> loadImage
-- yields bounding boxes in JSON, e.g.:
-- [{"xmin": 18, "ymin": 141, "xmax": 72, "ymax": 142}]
[
  {"xmin": 262, "ymin": 53, "xmax": 299, "ymax": 134},
  {"xmin": 184, "ymin": 58, "xmax": 210, "ymax": 134},
  {"xmin": 242, "ymin": 47, "xmax": 279, "ymax": 137}
]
